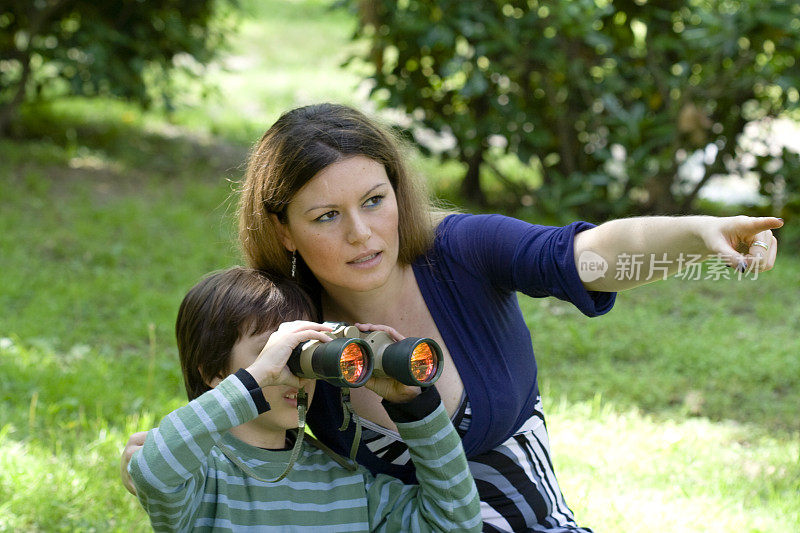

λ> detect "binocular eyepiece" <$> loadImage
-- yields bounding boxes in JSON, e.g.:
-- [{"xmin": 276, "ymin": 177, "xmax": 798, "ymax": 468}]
[{"xmin": 287, "ymin": 323, "xmax": 443, "ymax": 388}]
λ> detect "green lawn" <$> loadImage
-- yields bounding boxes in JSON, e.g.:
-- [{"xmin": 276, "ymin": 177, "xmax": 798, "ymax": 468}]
[
  {"xmin": 528, "ymin": 269, "xmax": 800, "ymax": 531},
  {"xmin": 1, "ymin": 0, "xmax": 798, "ymax": 531}
]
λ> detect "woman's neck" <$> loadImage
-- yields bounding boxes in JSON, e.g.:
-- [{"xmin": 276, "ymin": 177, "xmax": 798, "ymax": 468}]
[{"xmin": 321, "ymin": 263, "xmax": 419, "ymax": 327}]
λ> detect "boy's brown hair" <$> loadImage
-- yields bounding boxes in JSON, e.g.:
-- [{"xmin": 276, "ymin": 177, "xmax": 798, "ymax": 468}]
[{"xmin": 175, "ymin": 267, "xmax": 316, "ymax": 400}]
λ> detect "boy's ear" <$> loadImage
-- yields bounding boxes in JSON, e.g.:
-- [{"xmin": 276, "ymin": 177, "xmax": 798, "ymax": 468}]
[
  {"xmin": 269, "ymin": 213, "xmax": 295, "ymax": 252},
  {"xmin": 199, "ymin": 365, "xmax": 224, "ymax": 389}
]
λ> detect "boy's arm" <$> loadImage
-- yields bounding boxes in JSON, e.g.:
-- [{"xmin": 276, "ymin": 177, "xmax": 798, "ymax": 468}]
[
  {"xmin": 364, "ymin": 386, "xmax": 482, "ymax": 532},
  {"xmin": 127, "ymin": 371, "xmax": 265, "ymax": 531}
]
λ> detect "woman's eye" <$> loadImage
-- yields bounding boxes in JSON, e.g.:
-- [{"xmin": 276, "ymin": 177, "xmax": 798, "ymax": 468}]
[
  {"xmin": 364, "ymin": 195, "xmax": 384, "ymax": 208},
  {"xmin": 314, "ymin": 211, "xmax": 338, "ymax": 222}
]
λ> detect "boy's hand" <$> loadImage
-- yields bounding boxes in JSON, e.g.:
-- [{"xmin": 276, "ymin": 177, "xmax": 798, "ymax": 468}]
[
  {"xmin": 247, "ymin": 321, "xmax": 333, "ymax": 389},
  {"xmin": 354, "ymin": 322, "xmax": 422, "ymax": 403}
]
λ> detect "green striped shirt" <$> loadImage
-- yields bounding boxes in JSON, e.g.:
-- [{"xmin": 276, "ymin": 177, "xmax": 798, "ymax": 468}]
[{"xmin": 129, "ymin": 374, "xmax": 481, "ymax": 532}]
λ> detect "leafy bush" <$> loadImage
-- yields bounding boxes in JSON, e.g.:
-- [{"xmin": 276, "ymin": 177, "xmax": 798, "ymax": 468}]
[
  {"xmin": 0, "ymin": 0, "xmax": 235, "ymax": 134},
  {"xmin": 348, "ymin": 0, "xmax": 800, "ymax": 220}
]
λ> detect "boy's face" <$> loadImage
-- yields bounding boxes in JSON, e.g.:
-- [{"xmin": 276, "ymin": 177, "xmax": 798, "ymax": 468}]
[{"xmin": 228, "ymin": 329, "xmax": 316, "ymax": 437}]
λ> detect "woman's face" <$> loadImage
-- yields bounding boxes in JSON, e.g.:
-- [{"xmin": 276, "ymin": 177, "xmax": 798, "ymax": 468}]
[{"xmin": 276, "ymin": 155, "xmax": 401, "ymax": 294}]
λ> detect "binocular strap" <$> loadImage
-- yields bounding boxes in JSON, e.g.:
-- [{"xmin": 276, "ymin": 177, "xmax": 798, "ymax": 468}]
[
  {"xmin": 338, "ymin": 388, "xmax": 363, "ymax": 462},
  {"xmin": 303, "ymin": 434, "xmax": 359, "ymax": 471},
  {"xmin": 217, "ymin": 388, "xmax": 309, "ymax": 483}
]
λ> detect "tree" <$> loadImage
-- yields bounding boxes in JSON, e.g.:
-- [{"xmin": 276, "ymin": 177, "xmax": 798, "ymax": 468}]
[
  {"xmin": 0, "ymin": 0, "xmax": 232, "ymax": 135},
  {"xmin": 347, "ymin": 0, "xmax": 800, "ymax": 218}
]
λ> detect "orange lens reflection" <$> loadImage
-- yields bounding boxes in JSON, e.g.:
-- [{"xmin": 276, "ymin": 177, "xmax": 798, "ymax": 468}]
[
  {"xmin": 410, "ymin": 342, "xmax": 437, "ymax": 382},
  {"xmin": 340, "ymin": 342, "xmax": 367, "ymax": 384}
]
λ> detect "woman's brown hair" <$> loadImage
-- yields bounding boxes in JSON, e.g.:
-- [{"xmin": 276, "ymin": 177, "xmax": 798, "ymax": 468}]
[
  {"xmin": 175, "ymin": 267, "xmax": 315, "ymax": 400},
  {"xmin": 237, "ymin": 103, "xmax": 444, "ymax": 279}
]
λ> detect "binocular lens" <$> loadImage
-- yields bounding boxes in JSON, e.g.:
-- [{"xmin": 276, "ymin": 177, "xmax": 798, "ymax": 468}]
[
  {"xmin": 377, "ymin": 337, "xmax": 443, "ymax": 386},
  {"xmin": 410, "ymin": 342, "xmax": 437, "ymax": 382},
  {"xmin": 288, "ymin": 337, "xmax": 373, "ymax": 388},
  {"xmin": 340, "ymin": 342, "xmax": 369, "ymax": 384},
  {"xmin": 289, "ymin": 324, "xmax": 443, "ymax": 388}
]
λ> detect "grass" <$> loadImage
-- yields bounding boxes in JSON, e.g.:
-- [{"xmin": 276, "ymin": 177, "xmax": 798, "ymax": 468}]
[
  {"xmin": 166, "ymin": 0, "xmax": 368, "ymax": 144},
  {"xmin": 525, "ymin": 269, "xmax": 800, "ymax": 531},
  {"xmin": 1, "ymin": 0, "xmax": 798, "ymax": 531},
  {"xmin": 0, "ymin": 128, "xmax": 240, "ymax": 531},
  {"xmin": 549, "ymin": 398, "xmax": 799, "ymax": 531},
  {"xmin": 527, "ymin": 267, "xmax": 800, "ymax": 431}
]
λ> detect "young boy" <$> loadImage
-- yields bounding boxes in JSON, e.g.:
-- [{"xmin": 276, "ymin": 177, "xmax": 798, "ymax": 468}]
[{"xmin": 127, "ymin": 267, "xmax": 481, "ymax": 532}]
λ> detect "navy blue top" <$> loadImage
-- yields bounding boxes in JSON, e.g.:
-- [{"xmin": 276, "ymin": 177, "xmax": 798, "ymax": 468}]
[{"xmin": 306, "ymin": 214, "xmax": 616, "ymax": 482}]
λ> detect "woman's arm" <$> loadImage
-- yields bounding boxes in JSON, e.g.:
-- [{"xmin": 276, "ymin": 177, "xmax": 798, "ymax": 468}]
[
  {"xmin": 574, "ymin": 215, "xmax": 783, "ymax": 292},
  {"xmin": 120, "ymin": 430, "xmax": 148, "ymax": 495}
]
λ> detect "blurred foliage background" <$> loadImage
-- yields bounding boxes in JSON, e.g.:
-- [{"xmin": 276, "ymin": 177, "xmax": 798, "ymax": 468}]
[
  {"xmin": 3, "ymin": 0, "xmax": 800, "ymax": 222},
  {"xmin": 1, "ymin": 0, "xmax": 798, "ymax": 530},
  {"xmin": 0, "ymin": 0, "xmax": 235, "ymax": 131},
  {"xmin": 344, "ymin": 0, "xmax": 800, "ymax": 220}
]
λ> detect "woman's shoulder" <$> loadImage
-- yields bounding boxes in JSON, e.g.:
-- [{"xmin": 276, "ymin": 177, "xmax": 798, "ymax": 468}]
[
  {"xmin": 422, "ymin": 213, "xmax": 593, "ymax": 277},
  {"xmin": 433, "ymin": 212, "xmax": 542, "ymax": 248},
  {"xmin": 435, "ymin": 212, "xmax": 597, "ymax": 241},
  {"xmin": 435, "ymin": 212, "xmax": 510, "ymax": 235},
  {"xmin": 416, "ymin": 213, "xmax": 526, "ymax": 276}
]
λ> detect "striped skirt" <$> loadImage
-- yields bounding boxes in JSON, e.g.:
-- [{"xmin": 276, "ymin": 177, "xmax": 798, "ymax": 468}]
[{"xmin": 363, "ymin": 396, "xmax": 592, "ymax": 533}]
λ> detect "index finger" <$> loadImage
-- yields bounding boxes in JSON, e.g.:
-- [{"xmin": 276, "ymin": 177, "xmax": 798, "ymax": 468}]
[
  {"xmin": 354, "ymin": 323, "xmax": 405, "ymax": 341},
  {"xmin": 737, "ymin": 216, "xmax": 784, "ymax": 234}
]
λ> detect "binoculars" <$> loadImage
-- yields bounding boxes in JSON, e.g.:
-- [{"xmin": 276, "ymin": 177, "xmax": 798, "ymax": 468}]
[{"xmin": 287, "ymin": 323, "xmax": 443, "ymax": 388}]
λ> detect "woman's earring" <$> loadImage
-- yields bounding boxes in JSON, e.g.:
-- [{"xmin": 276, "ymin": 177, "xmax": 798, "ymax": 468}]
[{"xmin": 291, "ymin": 250, "xmax": 297, "ymax": 279}]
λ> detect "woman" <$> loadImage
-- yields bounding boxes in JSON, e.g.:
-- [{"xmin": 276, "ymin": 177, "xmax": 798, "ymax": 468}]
[
  {"xmin": 236, "ymin": 103, "xmax": 781, "ymax": 532},
  {"xmin": 123, "ymin": 103, "xmax": 781, "ymax": 532}
]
